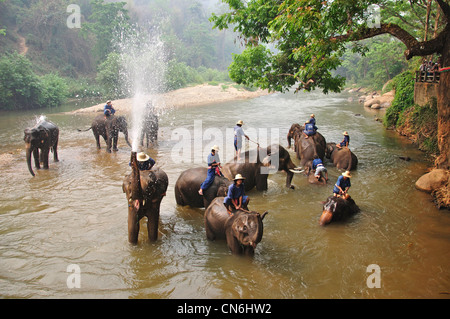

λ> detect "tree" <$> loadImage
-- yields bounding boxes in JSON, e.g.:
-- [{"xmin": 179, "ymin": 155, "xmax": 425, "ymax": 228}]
[
  {"xmin": 211, "ymin": 0, "xmax": 450, "ymax": 169},
  {"xmin": 81, "ymin": 0, "xmax": 131, "ymax": 62}
]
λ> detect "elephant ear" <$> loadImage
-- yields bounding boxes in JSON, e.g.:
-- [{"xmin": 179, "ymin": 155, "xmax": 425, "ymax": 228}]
[{"xmin": 24, "ymin": 129, "xmax": 31, "ymax": 142}]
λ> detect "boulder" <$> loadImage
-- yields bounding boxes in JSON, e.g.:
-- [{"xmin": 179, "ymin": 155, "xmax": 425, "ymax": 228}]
[
  {"xmin": 371, "ymin": 103, "xmax": 381, "ymax": 109},
  {"xmin": 364, "ymin": 98, "xmax": 380, "ymax": 108},
  {"xmin": 415, "ymin": 169, "xmax": 449, "ymax": 193}
]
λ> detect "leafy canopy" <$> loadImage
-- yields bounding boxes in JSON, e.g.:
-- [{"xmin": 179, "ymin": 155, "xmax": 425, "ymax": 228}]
[{"xmin": 210, "ymin": 0, "xmax": 447, "ymax": 93}]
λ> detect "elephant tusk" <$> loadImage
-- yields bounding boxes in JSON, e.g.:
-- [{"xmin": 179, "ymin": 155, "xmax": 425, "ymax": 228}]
[{"xmin": 289, "ymin": 168, "xmax": 304, "ymax": 174}]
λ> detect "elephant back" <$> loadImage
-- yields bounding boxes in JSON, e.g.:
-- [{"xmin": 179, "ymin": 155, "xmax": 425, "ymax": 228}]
[{"xmin": 139, "ymin": 168, "xmax": 168, "ymax": 201}]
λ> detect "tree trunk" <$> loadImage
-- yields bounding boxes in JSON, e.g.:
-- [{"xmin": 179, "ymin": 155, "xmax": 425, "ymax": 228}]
[{"xmin": 435, "ymin": 35, "xmax": 450, "ymax": 169}]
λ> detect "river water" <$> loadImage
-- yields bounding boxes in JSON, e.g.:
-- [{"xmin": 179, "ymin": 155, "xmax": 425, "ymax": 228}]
[{"xmin": 0, "ymin": 91, "xmax": 449, "ymax": 299}]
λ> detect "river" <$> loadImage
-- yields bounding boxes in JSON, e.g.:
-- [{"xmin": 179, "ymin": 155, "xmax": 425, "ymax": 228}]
[{"xmin": 0, "ymin": 91, "xmax": 449, "ymax": 299}]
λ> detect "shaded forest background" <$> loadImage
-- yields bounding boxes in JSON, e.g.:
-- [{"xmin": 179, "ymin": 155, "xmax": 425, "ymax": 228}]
[
  {"xmin": 0, "ymin": 0, "xmax": 243, "ymax": 110},
  {"xmin": 0, "ymin": 0, "xmax": 442, "ymax": 111}
]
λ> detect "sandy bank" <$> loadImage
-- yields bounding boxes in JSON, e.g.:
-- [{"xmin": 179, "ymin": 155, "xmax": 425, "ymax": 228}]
[{"xmin": 68, "ymin": 84, "xmax": 271, "ymax": 114}]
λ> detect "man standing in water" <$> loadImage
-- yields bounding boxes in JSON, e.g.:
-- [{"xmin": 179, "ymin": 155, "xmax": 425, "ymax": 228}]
[
  {"xmin": 199, "ymin": 145, "xmax": 222, "ymax": 196},
  {"xmin": 234, "ymin": 120, "xmax": 249, "ymax": 161}
]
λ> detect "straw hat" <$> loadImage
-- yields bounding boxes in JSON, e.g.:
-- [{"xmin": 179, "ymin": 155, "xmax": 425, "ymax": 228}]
[
  {"xmin": 310, "ymin": 114, "xmax": 315, "ymax": 118},
  {"xmin": 106, "ymin": 100, "xmax": 112, "ymax": 104},
  {"xmin": 212, "ymin": 145, "xmax": 220, "ymax": 151},
  {"xmin": 233, "ymin": 174, "xmax": 246, "ymax": 181},
  {"xmin": 137, "ymin": 152, "xmax": 150, "ymax": 162},
  {"xmin": 343, "ymin": 131, "xmax": 349, "ymax": 136},
  {"xmin": 342, "ymin": 171, "xmax": 352, "ymax": 178},
  {"xmin": 236, "ymin": 120, "xmax": 244, "ymax": 125}
]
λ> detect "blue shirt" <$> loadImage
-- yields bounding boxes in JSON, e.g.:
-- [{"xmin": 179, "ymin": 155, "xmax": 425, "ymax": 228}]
[
  {"xmin": 340, "ymin": 135, "xmax": 350, "ymax": 147},
  {"xmin": 312, "ymin": 158, "xmax": 323, "ymax": 170},
  {"xmin": 104, "ymin": 104, "xmax": 116, "ymax": 116},
  {"xmin": 307, "ymin": 118, "xmax": 316, "ymax": 126},
  {"xmin": 226, "ymin": 183, "xmax": 245, "ymax": 200},
  {"xmin": 207, "ymin": 152, "xmax": 220, "ymax": 167},
  {"xmin": 304, "ymin": 123, "xmax": 317, "ymax": 135},
  {"xmin": 333, "ymin": 175, "xmax": 351, "ymax": 193}
]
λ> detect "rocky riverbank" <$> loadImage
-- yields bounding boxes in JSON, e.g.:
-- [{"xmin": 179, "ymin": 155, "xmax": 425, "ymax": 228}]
[
  {"xmin": 346, "ymin": 85, "xmax": 449, "ymax": 210},
  {"xmin": 345, "ymin": 86, "xmax": 395, "ymax": 110}
]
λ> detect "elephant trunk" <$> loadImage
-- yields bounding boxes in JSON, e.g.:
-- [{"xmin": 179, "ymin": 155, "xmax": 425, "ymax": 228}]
[
  {"xmin": 26, "ymin": 146, "xmax": 35, "ymax": 177},
  {"xmin": 124, "ymin": 130, "xmax": 131, "ymax": 147},
  {"xmin": 129, "ymin": 152, "xmax": 144, "ymax": 210}
]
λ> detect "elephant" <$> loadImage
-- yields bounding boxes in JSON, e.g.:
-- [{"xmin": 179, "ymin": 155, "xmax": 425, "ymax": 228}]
[
  {"xmin": 175, "ymin": 167, "xmax": 232, "ymax": 208},
  {"xmin": 24, "ymin": 119, "xmax": 59, "ymax": 176},
  {"xmin": 319, "ymin": 195, "xmax": 360, "ymax": 226},
  {"xmin": 204, "ymin": 197, "xmax": 268, "ymax": 256},
  {"xmin": 122, "ymin": 152, "xmax": 168, "ymax": 243},
  {"xmin": 325, "ymin": 143, "xmax": 358, "ymax": 171},
  {"xmin": 78, "ymin": 114, "xmax": 131, "ymax": 152},
  {"xmin": 287, "ymin": 123, "xmax": 326, "ymax": 172},
  {"xmin": 139, "ymin": 104, "xmax": 158, "ymax": 148},
  {"xmin": 221, "ymin": 144, "xmax": 298, "ymax": 191}
]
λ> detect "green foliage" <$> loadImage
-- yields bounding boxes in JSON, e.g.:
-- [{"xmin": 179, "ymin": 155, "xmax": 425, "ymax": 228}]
[
  {"xmin": 396, "ymin": 97, "xmax": 439, "ymax": 155},
  {"xmin": 210, "ymin": 0, "xmax": 445, "ymax": 94},
  {"xmin": 335, "ymin": 36, "xmax": 408, "ymax": 90},
  {"xmin": 383, "ymin": 70, "xmax": 415, "ymax": 128},
  {"xmin": 0, "ymin": 52, "xmax": 68, "ymax": 110},
  {"xmin": 165, "ymin": 61, "xmax": 229, "ymax": 91},
  {"xmin": 81, "ymin": 0, "xmax": 131, "ymax": 63},
  {"xmin": 96, "ymin": 52, "xmax": 124, "ymax": 98},
  {"xmin": 38, "ymin": 73, "xmax": 69, "ymax": 108}
]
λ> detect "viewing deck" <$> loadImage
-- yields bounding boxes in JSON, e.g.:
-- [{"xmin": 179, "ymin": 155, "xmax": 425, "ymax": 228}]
[{"xmin": 415, "ymin": 70, "xmax": 440, "ymax": 83}]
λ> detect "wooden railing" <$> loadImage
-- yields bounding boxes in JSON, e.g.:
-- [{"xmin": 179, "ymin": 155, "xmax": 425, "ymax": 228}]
[{"xmin": 415, "ymin": 70, "xmax": 440, "ymax": 83}]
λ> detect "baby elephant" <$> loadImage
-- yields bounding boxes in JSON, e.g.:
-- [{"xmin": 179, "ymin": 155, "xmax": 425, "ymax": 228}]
[
  {"xmin": 319, "ymin": 195, "xmax": 360, "ymax": 226},
  {"xmin": 24, "ymin": 119, "xmax": 59, "ymax": 176},
  {"xmin": 205, "ymin": 197, "xmax": 268, "ymax": 256}
]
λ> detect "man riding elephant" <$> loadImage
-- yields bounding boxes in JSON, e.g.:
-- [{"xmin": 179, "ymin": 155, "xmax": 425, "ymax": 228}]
[
  {"xmin": 325, "ymin": 143, "xmax": 358, "ymax": 171},
  {"xmin": 223, "ymin": 174, "xmax": 249, "ymax": 214},
  {"xmin": 205, "ymin": 197, "xmax": 268, "ymax": 256},
  {"xmin": 287, "ymin": 123, "xmax": 327, "ymax": 172},
  {"xmin": 78, "ymin": 114, "xmax": 131, "ymax": 152},
  {"xmin": 175, "ymin": 167, "xmax": 231, "ymax": 208}
]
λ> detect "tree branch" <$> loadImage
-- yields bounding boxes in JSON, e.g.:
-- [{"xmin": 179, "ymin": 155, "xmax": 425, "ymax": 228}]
[
  {"xmin": 331, "ymin": 22, "xmax": 448, "ymax": 60},
  {"xmin": 435, "ymin": 0, "xmax": 450, "ymax": 19}
]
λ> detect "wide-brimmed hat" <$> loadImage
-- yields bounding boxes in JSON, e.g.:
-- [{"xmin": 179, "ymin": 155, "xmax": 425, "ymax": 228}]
[
  {"xmin": 236, "ymin": 120, "xmax": 244, "ymax": 125},
  {"xmin": 233, "ymin": 174, "xmax": 246, "ymax": 181},
  {"xmin": 106, "ymin": 100, "xmax": 112, "ymax": 104},
  {"xmin": 343, "ymin": 131, "xmax": 349, "ymax": 136},
  {"xmin": 310, "ymin": 114, "xmax": 315, "ymax": 118},
  {"xmin": 211, "ymin": 145, "xmax": 219, "ymax": 151},
  {"xmin": 137, "ymin": 152, "xmax": 150, "ymax": 162},
  {"xmin": 342, "ymin": 171, "xmax": 352, "ymax": 178}
]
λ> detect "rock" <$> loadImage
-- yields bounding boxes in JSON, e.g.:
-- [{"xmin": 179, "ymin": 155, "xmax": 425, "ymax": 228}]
[
  {"xmin": 364, "ymin": 99, "xmax": 380, "ymax": 108},
  {"xmin": 371, "ymin": 103, "xmax": 381, "ymax": 109},
  {"xmin": 415, "ymin": 169, "xmax": 449, "ymax": 193}
]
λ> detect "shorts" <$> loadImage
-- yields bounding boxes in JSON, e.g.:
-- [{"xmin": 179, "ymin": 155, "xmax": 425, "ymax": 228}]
[{"xmin": 315, "ymin": 165, "xmax": 327, "ymax": 176}]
